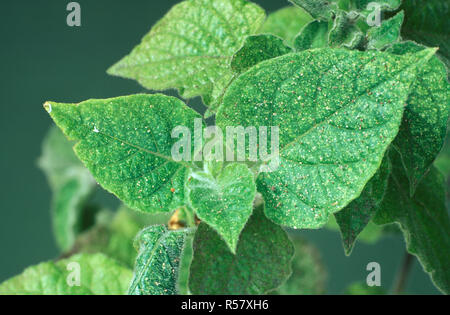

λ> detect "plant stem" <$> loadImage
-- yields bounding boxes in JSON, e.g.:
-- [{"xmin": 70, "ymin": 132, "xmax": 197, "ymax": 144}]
[{"xmin": 393, "ymin": 251, "xmax": 414, "ymax": 295}]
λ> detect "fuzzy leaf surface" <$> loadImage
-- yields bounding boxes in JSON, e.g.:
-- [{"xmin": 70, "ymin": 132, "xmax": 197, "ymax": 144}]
[
  {"xmin": 189, "ymin": 207, "xmax": 294, "ymax": 294},
  {"xmin": 367, "ymin": 11, "xmax": 404, "ymax": 50},
  {"xmin": 388, "ymin": 41, "xmax": 450, "ymax": 194},
  {"xmin": 187, "ymin": 163, "xmax": 256, "ymax": 253},
  {"xmin": 328, "ymin": 11, "xmax": 364, "ymax": 49},
  {"xmin": 294, "ymin": 20, "xmax": 329, "ymax": 51},
  {"xmin": 335, "ymin": 155, "xmax": 391, "ymax": 255},
  {"xmin": 128, "ymin": 225, "xmax": 189, "ymax": 295},
  {"xmin": 217, "ymin": 48, "xmax": 434, "ymax": 229},
  {"xmin": 231, "ymin": 34, "xmax": 292, "ymax": 74},
  {"xmin": 45, "ymin": 94, "xmax": 201, "ymax": 214},
  {"xmin": 374, "ymin": 150, "xmax": 450, "ymax": 294},
  {"xmin": 289, "ymin": 0, "xmax": 336, "ymax": 20}
]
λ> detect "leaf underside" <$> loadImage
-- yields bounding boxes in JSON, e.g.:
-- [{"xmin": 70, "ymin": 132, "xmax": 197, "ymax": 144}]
[
  {"xmin": 366, "ymin": 11, "xmax": 404, "ymax": 51},
  {"xmin": 374, "ymin": 149, "xmax": 450, "ymax": 294},
  {"xmin": 335, "ymin": 155, "xmax": 391, "ymax": 255},
  {"xmin": 388, "ymin": 41, "xmax": 450, "ymax": 195},
  {"xmin": 128, "ymin": 225, "xmax": 188, "ymax": 295}
]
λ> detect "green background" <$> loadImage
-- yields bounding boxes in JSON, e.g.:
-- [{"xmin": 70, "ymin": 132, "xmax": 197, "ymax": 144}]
[{"xmin": 0, "ymin": 0, "xmax": 441, "ymax": 294}]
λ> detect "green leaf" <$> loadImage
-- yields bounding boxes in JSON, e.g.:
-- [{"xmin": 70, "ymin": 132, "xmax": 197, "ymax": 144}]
[
  {"xmin": 374, "ymin": 150, "xmax": 450, "ymax": 294},
  {"xmin": 260, "ymin": 6, "xmax": 313, "ymax": 46},
  {"xmin": 293, "ymin": 20, "xmax": 329, "ymax": 51},
  {"xmin": 217, "ymin": 48, "xmax": 435, "ymax": 229},
  {"xmin": 189, "ymin": 206, "xmax": 294, "ymax": 294},
  {"xmin": 176, "ymin": 233, "xmax": 194, "ymax": 295},
  {"xmin": 327, "ymin": 215, "xmax": 400, "ymax": 244},
  {"xmin": 401, "ymin": 0, "xmax": 450, "ymax": 69},
  {"xmin": 128, "ymin": 225, "xmax": 189, "ymax": 295},
  {"xmin": 273, "ymin": 237, "xmax": 326, "ymax": 295},
  {"xmin": 73, "ymin": 206, "xmax": 171, "ymax": 268},
  {"xmin": 387, "ymin": 41, "xmax": 450, "ymax": 195},
  {"xmin": 187, "ymin": 163, "xmax": 256, "ymax": 253},
  {"xmin": 231, "ymin": 34, "xmax": 292, "ymax": 74},
  {"xmin": 0, "ymin": 253, "xmax": 132, "ymax": 295},
  {"xmin": 328, "ymin": 11, "xmax": 364, "ymax": 49},
  {"xmin": 38, "ymin": 126, "xmax": 97, "ymax": 251},
  {"xmin": 107, "ymin": 0, "xmax": 265, "ymax": 110},
  {"xmin": 335, "ymin": 155, "xmax": 390, "ymax": 255},
  {"xmin": 367, "ymin": 11, "xmax": 404, "ymax": 50},
  {"xmin": 45, "ymin": 94, "xmax": 201, "ymax": 214},
  {"xmin": 344, "ymin": 281, "xmax": 386, "ymax": 295},
  {"xmin": 289, "ymin": 0, "xmax": 337, "ymax": 20}
]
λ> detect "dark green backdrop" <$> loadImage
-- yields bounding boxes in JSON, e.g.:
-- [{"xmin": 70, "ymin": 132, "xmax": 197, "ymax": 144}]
[{"xmin": 0, "ymin": 0, "xmax": 440, "ymax": 294}]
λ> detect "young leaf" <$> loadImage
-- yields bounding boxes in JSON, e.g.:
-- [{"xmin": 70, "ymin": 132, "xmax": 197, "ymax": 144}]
[
  {"xmin": 128, "ymin": 225, "xmax": 189, "ymax": 295},
  {"xmin": 293, "ymin": 20, "xmax": 329, "ymax": 51},
  {"xmin": 107, "ymin": 0, "xmax": 265, "ymax": 110},
  {"xmin": 273, "ymin": 237, "xmax": 326, "ymax": 295},
  {"xmin": 38, "ymin": 126, "xmax": 97, "ymax": 251},
  {"xmin": 186, "ymin": 163, "xmax": 256, "ymax": 253},
  {"xmin": 231, "ymin": 34, "xmax": 292, "ymax": 74},
  {"xmin": 374, "ymin": 150, "xmax": 450, "ymax": 294},
  {"xmin": 328, "ymin": 11, "xmax": 364, "ymax": 49},
  {"xmin": 366, "ymin": 11, "xmax": 404, "ymax": 51},
  {"xmin": 334, "ymin": 155, "xmax": 391, "ymax": 255},
  {"xmin": 260, "ymin": 6, "xmax": 313, "ymax": 46},
  {"xmin": 388, "ymin": 41, "xmax": 450, "ymax": 195},
  {"xmin": 217, "ymin": 48, "xmax": 436, "ymax": 229},
  {"xmin": 289, "ymin": 0, "xmax": 336, "ymax": 20},
  {"xmin": 44, "ymin": 94, "xmax": 201, "ymax": 214},
  {"xmin": 0, "ymin": 253, "xmax": 132, "ymax": 295},
  {"xmin": 189, "ymin": 206, "xmax": 294, "ymax": 294}
]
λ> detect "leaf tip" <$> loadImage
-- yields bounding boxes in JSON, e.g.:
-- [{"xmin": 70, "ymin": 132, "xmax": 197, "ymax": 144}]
[
  {"xmin": 43, "ymin": 101, "xmax": 53, "ymax": 114},
  {"xmin": 224, "ymin": 238, "xmax": 238, "ymax": 255}
]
